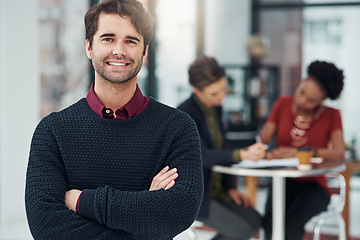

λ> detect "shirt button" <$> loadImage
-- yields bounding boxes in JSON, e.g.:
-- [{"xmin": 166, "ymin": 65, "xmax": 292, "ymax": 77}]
[{"xmin": 105, "ymin": 109, "xmax": 111, "ymax": 114}]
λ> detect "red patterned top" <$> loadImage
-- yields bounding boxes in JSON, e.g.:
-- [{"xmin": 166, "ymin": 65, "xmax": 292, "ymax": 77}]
[{"xmin": 266, "ymin": 95, "xmax": 343, "ymax": 192}]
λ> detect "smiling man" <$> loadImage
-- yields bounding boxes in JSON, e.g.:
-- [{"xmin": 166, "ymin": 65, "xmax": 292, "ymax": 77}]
[{"xmin": 25, "ymin": 0, "xmax": 203, "ymax": 239}]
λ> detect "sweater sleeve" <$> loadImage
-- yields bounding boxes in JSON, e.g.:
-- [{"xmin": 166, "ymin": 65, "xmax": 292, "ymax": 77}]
[
  {"xmin": 25, "ymin": 117, "xmax": 128, "ymax": 239},
  {"xmin": 76, "ymin": 112, "xmax": 204, "ymax": 239}
]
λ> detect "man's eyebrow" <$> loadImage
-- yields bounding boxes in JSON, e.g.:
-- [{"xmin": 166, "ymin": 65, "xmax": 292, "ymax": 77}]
[
  {"xmin": 126, "ymin": 35, "xmax": 141, "ymax": 42},
  {"xmin": 99, "ymin": 33, "xmax": 115, "ymax": 38},
  {"xmin": 98, "ymin": 33, "xmax": 140, "ymax": 43}
]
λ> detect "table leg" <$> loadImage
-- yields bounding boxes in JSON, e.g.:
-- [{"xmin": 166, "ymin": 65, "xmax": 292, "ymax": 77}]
[
  {"xmin": 340, "ymin": 166, "xmax": 350, "ymax": 239},
  {"xmin": 272, "ymin": 176, "xmax": 286, "ymax": 240},
  {"xmin": 245, "ymin": 176, "xmax": 258, "ymax": 206}
]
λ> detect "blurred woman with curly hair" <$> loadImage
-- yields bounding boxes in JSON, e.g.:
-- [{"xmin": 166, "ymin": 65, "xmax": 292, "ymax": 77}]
[{"xmin": 260, "ymin": 60, "xmax": 345, "ymax": 240}]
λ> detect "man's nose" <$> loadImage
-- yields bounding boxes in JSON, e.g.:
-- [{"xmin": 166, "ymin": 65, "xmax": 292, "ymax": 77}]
[{"xmin": 113, "ymin": 43, "xmax": 126, "ymax": 56}]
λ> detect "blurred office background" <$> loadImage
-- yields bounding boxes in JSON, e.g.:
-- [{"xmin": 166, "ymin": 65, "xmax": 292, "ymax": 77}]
[{"xmin": 1, "ymin": 0, "xmax": 360, "ymax": 239}]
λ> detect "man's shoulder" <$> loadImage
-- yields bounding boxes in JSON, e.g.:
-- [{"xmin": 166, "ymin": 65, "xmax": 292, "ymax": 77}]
[
  {"xmin": 37, "ymin": 99, "xmax": 86, "ymax": 126},
  {"xmin": 150, "ymin": 97, "xmax": 188, "ymax": 116},
  {"xmin": 149, "ymin": 97, "xmax": 197, "ymax": 126},
  {"xmin": 57, "ymin": 98, "xmax": 86, "ymax": 114}
]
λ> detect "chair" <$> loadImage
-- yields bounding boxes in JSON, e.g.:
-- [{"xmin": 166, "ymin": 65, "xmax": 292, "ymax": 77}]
[
  {"xmin": 224, "ymin": 123, "xmax": 257, "ymax": 149},
  {"xmin": 311, "ymin": 173, "xmax": 346, "ymax": 240},
  {"xmin": 174, "ymin": 221, "xmax": 203, "ymax": 240},
  {"xmin": 173, "ymin": 228, "xmax": 197, "ymax": 240}
]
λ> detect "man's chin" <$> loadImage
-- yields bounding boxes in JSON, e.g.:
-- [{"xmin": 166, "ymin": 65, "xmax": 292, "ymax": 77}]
[{"xmin": 104, "ymin": 77, "xmax": 132, "ymax": 85}]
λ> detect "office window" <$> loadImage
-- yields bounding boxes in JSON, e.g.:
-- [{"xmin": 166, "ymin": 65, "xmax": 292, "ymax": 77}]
[
  {"xmin": 155, "ymin": 0, "xmax": 197, "ymax": 107},
  {"xmin": 302, "ymin": 6, "xmax": 360, "ymax": 159},
  {"xmin": 304, "ymin": 19, "xmax": 342, "ymax": 45},
  {"xmin": 257, "ymin": 2, "xmax": 360, "ymax": 160},
  {"xmin": 39, "ymin": 0, "xmax": 89, "ymax": 117}
]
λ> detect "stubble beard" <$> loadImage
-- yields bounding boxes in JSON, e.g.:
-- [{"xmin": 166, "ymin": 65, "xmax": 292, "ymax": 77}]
[{"xmin": 93, "ymin": 56, "xmax": 143, "ymax": 85}]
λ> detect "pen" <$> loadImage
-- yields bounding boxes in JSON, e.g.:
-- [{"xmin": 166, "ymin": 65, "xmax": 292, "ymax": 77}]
[{"xmin": 256, "ymin": 134, "xmax": 269, "ymax": 150}]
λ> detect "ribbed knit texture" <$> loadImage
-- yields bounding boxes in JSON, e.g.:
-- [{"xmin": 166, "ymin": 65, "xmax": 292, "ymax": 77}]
[{"xmin": 25, "ymin": 98, "xmax": 203, "ymax": 240}]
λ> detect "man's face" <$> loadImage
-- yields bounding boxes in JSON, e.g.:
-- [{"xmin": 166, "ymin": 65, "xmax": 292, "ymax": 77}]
[{"xmin": 86, "ymin": 13, "xmax": 146, "ymax": 85}]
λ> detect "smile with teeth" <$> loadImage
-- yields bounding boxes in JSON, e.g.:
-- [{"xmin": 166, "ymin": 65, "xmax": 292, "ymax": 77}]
[{"xmin": 108, "ymin": 62, "xmax": 128, "ymax": 66}]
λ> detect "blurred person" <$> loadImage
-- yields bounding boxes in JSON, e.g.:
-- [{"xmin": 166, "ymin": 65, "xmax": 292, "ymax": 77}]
[
  {"xmin": 260, "ymin": 60, "xmax": 345, "ymax": 240},
  {"xmin": 178, "ymin": 56, "xmax": 266, "ymax": 240},
  {"xmin": 25, "ymin": 0, "xmax": 203, "ymax": 239}
]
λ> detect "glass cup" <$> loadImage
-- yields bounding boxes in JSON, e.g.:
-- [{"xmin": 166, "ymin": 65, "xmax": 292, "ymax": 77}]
[{"xmin": 297, "ymin": 147, "xmax": 313, "ymax": 170}]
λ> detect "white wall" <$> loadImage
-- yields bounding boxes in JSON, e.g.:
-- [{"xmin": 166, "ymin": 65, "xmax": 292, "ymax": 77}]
[
  {"xmin": 302, "ymin": 6, "xmax": 360, "ymax": 157},
  {"xmin": 0, "ymin": 0, "xmax": 39, "ymax": 234},
  {"xmin": 155, "ymin": 0, "xmax": 197, "ymax": 107},
  {"xmin": 204, "ymin": 0, "xmax": 251, "ymax": 64}
]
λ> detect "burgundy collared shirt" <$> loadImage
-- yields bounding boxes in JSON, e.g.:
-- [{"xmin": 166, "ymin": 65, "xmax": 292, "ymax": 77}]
[{"xmin": 86, "ymin": 82, "xmax": 149, "ymax": 120}]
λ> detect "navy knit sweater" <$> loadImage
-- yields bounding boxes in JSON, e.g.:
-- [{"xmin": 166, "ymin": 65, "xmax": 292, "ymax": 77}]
[{"xmin": 25, "ymin": 98, "xmax": 203, "ymax": 240}]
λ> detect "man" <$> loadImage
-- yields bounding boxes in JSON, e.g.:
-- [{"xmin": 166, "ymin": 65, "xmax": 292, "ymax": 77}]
[{"xmin": 25, "ymin": 0, "xmax": 203, "ymax": 239}]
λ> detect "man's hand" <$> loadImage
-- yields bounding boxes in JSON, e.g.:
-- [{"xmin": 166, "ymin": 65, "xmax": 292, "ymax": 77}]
[
  {"xmin": 65, "ymin": 189, "xmax": 82, "ymax": 212},
  {"xmin": 228, "ymin": 188, "xmax": 254, "ymax": 208},
  {"xmin": 149, "ymin": 166, "xmax": 178, "ymax": 191}
]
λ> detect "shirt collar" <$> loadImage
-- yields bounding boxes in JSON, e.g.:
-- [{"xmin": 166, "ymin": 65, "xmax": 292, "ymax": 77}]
[
  {"xmin": 194, "ymin": 95, "xmax": 215, "ymax": 115},
  {"xmin": 86, "ymin": 82, "xmax": 149, "ymax": 119}
]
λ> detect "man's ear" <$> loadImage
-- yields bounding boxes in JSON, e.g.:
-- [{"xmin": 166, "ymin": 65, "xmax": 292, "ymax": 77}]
[
  {"xmin": 85, "ymin": 39, "xmax": 92, "ymax": 59},
  {"xmin": 143, "ymin": 45, "xmax": 149, "ymax": 57}
]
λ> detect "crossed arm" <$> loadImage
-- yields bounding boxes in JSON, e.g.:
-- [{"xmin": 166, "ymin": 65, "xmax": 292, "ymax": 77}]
[
  {"xmin": 65, "ymin": 166, "xmax": 179, "ymax": 212},
  {"xmin": 26, "ymin": 112, "xmax": 203, "ymax": 239}
]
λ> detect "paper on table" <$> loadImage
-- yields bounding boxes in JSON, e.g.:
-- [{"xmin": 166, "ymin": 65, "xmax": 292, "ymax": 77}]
[
  {"xmin": 233, "ymin": 158, "xmax": 299, "ymax": 168},
  {"xmin": 232, "ymin": 157, "xmax": 323, "ymax": 168}
]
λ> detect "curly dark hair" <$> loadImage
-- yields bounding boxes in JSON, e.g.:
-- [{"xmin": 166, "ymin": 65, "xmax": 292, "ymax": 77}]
[
  {"xmin": 85, "ymin": 0, "xmax": 153, "ymax": 55},
  {"xmin": 188, "ymin": 56, "xmax": 226, "ymax": 90},
  {"xmin": 307, "ymin": 60, "xmax": 344, "ymax": 100}
]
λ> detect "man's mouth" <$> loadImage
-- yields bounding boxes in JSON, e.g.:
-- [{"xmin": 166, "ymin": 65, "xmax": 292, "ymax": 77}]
[{"xmin": 108, "ymin": 62, "xmax": 128, "ymax": 66}]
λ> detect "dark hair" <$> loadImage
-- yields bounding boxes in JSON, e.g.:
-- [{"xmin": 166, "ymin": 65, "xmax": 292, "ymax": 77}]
[
  {"xmin": 307, "ymin": 60, "xmax": 344, "ymax": 100},
  {"xmin": 188, "ymin": 56, "xmax": 226, "ymax": 90},
  {"xmin": 85, "ymin": 0, "xmax": 153, "ymax": 54}
]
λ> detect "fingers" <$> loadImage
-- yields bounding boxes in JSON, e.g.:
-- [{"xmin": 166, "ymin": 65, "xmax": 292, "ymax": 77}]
[
  {"xmin": 65, "ymin": 189, "xmax": 82, "ymax": 212},
  {"xmin": 242, "ymin": 149, "xmax": 265, "ymax": 161},
  {"xmin": 250, "ymin": 142, "xmax": 266, "ymax": 150},
  {"xmin": 164, "ymin": 179, "xmax": 175, "ymax": 190},
  {"xmin": 149, "ymin": 166, "xmax": 178, "ymax": 191},
  {"xmin": 232, "ymin": 197, "xmax": 242, "ymax": 205},
  {"xmin": 228, "ymin": 189, "xmax": 245, "ymax": 206},
  {"xmin": 162, "ymin": 170, "xmax": 178, "ymax": 190},
  {"xmin": 247, "ymin": 144, "xmax": 267, "ymax": 161},
  {"xmin": 227, "ymin": 189, "xmax": 255, "ymax": 209},
  {"xmin": 241, "ymin": 196, "xmax": 253, "ymax": 208}
]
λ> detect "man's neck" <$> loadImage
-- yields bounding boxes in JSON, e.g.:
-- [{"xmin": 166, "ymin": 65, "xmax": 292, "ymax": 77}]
[{"xmin": 94, "ymin": 78, "xmax": 137, "ymax": 111}]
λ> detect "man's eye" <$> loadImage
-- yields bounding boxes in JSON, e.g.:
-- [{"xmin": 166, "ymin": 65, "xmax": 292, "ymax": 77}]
[
  {"xmin": 126, "ymin": 40, "xmax": 136, "ymax": 44},
  {"xmin": 103, "ymin": 38, "xmax": 114, "ymax": 42}
]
